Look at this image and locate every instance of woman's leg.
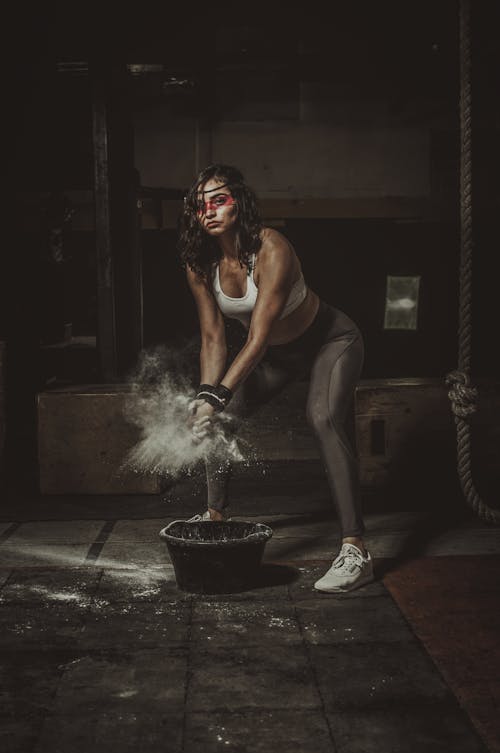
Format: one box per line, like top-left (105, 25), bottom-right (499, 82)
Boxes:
top-left (305, 333), bottom-right (365, 538)
top-left (205, 359), bottom-right (292, 513)
top-left (205, 457), bottom-right (233, 513)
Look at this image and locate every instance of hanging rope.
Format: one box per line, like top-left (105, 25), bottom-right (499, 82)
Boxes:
top-left (445, 0), bottom-right (500, 524)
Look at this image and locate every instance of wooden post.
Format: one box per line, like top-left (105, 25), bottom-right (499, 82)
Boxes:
top-left (0, 341), bottom-right (5, 482)
top-left (91, 63), bottom-right (117, 381)
top-left (91, 60), bottom-right (143, 380)
top-left (110, 105), bottom-right (143, 377)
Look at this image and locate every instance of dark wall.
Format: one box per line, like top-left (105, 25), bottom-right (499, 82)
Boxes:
top-left (287, 219), bottom-right (460, 379)
top-left (9, 0), bottom-right (499, 384)
top-left (141, 219), bottom-right (461, 379)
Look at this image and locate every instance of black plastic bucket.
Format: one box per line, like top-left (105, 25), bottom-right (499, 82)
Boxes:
top-left (159, 520), bottom-right (273, 594)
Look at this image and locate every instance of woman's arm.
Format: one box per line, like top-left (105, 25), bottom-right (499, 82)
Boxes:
top-left (219, 231), bottom-right (295, 393)
top-left (186, 266), bottom-right (227, 386)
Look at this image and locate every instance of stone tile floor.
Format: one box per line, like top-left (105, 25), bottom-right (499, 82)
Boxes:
top-left (1, 493), bottom-right (499, 752)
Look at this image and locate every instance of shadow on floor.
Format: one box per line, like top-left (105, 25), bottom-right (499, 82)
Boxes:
top-left (249, 562), bottom-right (301, 589)
top-left (375, 506), bottom-right (475, 579)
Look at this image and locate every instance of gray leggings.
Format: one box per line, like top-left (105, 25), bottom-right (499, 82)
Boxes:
top-left (205, 300), bottom-right (365, 538)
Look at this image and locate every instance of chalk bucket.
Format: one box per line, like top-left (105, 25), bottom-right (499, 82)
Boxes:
top-left (159, 520), bottom-right (273, 594)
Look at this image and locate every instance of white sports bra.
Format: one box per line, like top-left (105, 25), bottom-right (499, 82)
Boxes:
top-left (212, 253), bottom-right (308, 328)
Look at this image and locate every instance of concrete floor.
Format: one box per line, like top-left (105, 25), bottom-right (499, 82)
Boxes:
top-left (1, 462), bottom-right (499, 753)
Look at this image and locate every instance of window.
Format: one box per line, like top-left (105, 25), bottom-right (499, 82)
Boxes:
top-left (384, 275), bottom-right (420, 330)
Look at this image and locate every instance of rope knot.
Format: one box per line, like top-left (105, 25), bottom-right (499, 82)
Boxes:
top-left (445, 369), bottom-right (478, 418)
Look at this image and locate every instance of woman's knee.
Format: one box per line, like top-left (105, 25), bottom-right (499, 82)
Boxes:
top-left (306, 397), bottom-right (347, 433)
top-left (306, 403), bottom-right (332, 435)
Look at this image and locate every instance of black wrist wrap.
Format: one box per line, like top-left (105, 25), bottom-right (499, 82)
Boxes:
top-left (197, 384), bottom-right (214, 395)
top-left (196, 383), bottom-right (233, 412)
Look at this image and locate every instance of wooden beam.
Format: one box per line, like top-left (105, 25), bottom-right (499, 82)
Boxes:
top-left (160, 196), bottom-right (433, 228)
top-left (18, 192), bottom-right (444, 231)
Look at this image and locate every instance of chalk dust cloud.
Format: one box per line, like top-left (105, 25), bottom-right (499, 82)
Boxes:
top-left (122, 345), bottom-right (247, 481)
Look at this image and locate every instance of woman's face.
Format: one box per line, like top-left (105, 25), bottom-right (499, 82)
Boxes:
top-left (196, 178), bottom-right (238, 236)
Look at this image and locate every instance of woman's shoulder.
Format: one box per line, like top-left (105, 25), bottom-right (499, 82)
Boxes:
top-left (186, 262), bottom-right (216, 291)
top-left (258, 227), bottom-right (294, 258)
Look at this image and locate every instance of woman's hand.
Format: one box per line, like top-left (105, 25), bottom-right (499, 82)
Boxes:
top-left (187, 398), bottom-right (205, 423)
top-left (188, 399), bottom-right (216, 443)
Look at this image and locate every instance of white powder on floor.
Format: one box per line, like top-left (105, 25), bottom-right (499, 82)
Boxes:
top-left (2, 584), bottom-right (85, 604)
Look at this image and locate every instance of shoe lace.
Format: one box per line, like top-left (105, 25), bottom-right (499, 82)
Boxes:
top-left (332, 546), bottom-right (364, 573)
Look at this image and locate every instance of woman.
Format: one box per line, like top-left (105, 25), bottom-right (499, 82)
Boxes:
top-left (178, 164), bottom-right (373, 593)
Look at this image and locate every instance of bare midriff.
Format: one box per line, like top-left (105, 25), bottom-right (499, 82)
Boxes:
top-left (265, 287), bottom-right (320, 345)
top-left (252, 242), bottom-right (320, 346)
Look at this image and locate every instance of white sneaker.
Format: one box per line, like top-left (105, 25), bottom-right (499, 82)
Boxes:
top-left (185, 511), bottom-right (231, 522)
top-left (185, 511), bottom-right (210, 522)
top-left (314, 543), bottom-right (374, 593)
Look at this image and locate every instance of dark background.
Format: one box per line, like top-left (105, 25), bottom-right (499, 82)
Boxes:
top-left (2, 0), bottom-right (499, 476)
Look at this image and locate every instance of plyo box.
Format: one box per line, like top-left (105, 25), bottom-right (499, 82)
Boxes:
top-left (37, 378), bottom-right (499, 495)
top-left (355, 377), bottom-right (500, 494)
top-left (37, 384), bottom-right (160, 495)
top-left (355, 378), bottom-right (456, 491)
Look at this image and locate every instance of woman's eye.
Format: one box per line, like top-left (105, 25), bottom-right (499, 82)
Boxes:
top-left (215, 197), bottom-right (227, 205)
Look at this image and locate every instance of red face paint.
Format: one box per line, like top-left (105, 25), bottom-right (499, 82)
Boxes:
top-left (197, 194), bottom-right (236, 215)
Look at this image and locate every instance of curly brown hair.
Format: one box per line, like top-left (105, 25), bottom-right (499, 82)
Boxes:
top-left (178, 164), bottom-right (263, 279)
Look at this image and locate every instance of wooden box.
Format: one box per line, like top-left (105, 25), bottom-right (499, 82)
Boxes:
top-left (355, 378), bottom-right (457, 491)
top-left (37, 384), bottom-right (160, 495)
top-left (37, 378), bottom-right (498, 496)
top-left (355, 377), bottom-right (500, 497)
